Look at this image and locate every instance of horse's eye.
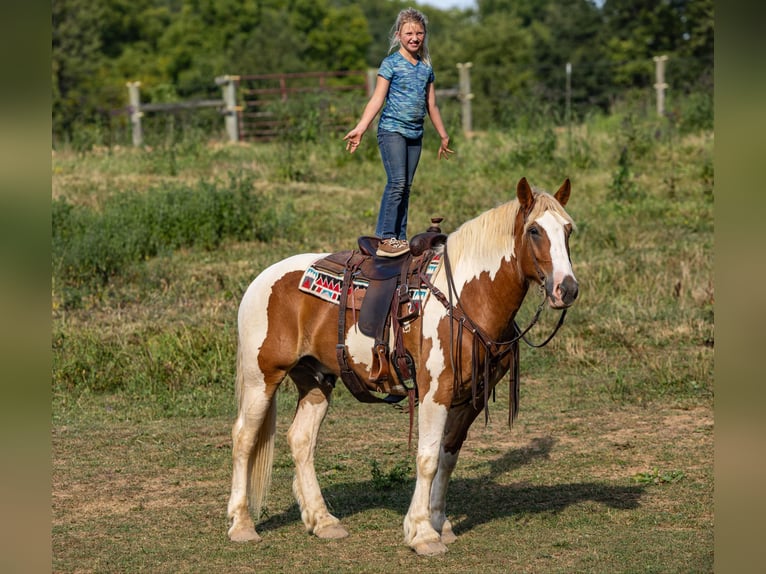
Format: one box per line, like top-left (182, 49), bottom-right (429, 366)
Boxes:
top-left (528, 226), bottom-right (539, 236)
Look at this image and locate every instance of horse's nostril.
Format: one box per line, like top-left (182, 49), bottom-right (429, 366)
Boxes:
top-left (561, 276), bottom-right (578, 304)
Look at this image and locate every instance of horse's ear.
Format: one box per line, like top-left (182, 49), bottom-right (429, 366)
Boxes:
top-left (517, 177), bottom-right (534, 209)
top-left (554, 178), bottom-right (571, 207)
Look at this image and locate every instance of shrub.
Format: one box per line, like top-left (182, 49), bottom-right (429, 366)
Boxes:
top-left (52, 171), bottom-right (295, 296)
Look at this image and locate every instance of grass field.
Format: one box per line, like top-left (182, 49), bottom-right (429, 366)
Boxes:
top-left (52, 115), bottom-right (713, 572)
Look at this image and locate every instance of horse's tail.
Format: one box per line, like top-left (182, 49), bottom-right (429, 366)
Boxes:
top-left (234, 340), bottom-right (277, 523)
top-left (234, 340), bottom-right (246, 411)
top-left (249, 392), bottom-right (276, 521)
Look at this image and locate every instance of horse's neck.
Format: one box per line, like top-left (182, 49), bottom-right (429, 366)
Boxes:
top-left (440, 249), bottom-right (528, 338)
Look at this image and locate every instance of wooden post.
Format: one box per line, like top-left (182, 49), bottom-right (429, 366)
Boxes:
top-left (653, 55), bottom-right (669, 116)
top-left (366, 68), bottom-right (377, 98)
top-left (456, 62), bottom-right (473, 136)
top-left (126, 81), bottom-right (143, 147)
top-left (216, 75), bottom-right (240, 142)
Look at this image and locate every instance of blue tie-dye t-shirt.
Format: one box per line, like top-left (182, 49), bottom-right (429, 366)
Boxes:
top-left (377, 52), bottom-right (435, 139)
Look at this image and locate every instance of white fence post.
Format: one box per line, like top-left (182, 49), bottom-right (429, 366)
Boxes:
top-left (456, 62), bottom-right (473, 136)
top-left (126, 81), bottom-right (143, 147)
top-left (216, 75), bottom-right (240, 142)
top-left (653, 55), bottom-right (669, 116)
top-left (366, 68), bottom-right (378, 98)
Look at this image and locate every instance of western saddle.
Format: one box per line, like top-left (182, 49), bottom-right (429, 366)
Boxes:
top-left (309, 218), bottom-right (447, 406)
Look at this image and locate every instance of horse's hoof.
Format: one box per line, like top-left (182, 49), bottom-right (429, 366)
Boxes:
top-left (414, 540), bottom-right (448, 556)
top-left (315, 523), bottom-right (349, 539)
top-left (441, 529), bottom-right (458, 544)
top-left (228, 525), bottom-right (262, 543)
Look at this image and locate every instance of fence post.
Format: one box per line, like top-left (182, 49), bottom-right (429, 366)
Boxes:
top-left (126, 81), bottom-right (143, 147)
top-left (653, 55), bottom-right (669, 116)
top-left (366, 68), bottom-right (378, 98)
top-left (456, 62), bottom-right (473, 136)
top-left (216, 75), bottom-right (240, 142)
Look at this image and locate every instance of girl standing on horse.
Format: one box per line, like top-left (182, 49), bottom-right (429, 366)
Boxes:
top-left (344, 8), bottom-right (454, 258)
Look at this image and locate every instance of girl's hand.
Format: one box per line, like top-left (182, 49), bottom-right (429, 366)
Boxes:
top-left (343, 129), bottom-right (363, 153)
top-left (438, 136), bottom-right (454, 160)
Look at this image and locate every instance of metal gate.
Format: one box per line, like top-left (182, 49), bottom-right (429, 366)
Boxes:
top-left (236, 70), bottom-right (372, 141)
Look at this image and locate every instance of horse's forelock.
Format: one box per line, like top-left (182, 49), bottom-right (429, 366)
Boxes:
top-left (524, 191), bottom-right (575, 232)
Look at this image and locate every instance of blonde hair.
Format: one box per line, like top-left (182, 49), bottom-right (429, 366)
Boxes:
top-left (388, 8), bottom-right (431, 66)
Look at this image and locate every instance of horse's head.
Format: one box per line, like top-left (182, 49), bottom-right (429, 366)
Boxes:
top-left (516, 177), bottom-right (578, 309)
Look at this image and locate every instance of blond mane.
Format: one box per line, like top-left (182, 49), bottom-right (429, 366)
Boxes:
top-left (447, 190), bottom-right (574, 263)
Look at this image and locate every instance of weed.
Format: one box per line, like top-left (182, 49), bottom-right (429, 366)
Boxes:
top-left (632, 468), bottom-right (686, 485)
top-left (369, 459), bottom-right (412, 489)
top-left (52, 170), bottom-right (296, 300)
top-left (609, 146), bottom-right (639, 201)
top-left (509, 125), bottom-right (558, 167)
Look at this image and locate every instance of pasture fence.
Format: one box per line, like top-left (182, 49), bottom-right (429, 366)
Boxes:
top-left (118, 56), bottom-right (680, 147)
top-left (122, 64), bottom-right (475, 146)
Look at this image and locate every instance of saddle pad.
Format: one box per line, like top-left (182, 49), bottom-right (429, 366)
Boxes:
top-left (298, 254), bottom-right (441, 306)
top-left (299, 265), bottom-right (368, 305)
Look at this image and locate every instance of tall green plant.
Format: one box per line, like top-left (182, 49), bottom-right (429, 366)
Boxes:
top-left (609, 146), bottom-right (639, 201)
top-left (52, 171), bottom-right (295, 301)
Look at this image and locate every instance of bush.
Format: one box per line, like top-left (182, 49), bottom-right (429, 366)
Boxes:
top-left (674, 91), bottom-right (713, 133)
top-left (52, 171), bottom-right (295, 296)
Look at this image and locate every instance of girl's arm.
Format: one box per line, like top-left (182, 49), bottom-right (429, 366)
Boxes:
top-left (343, 77), bottom-right (391, 153)
top-left (426, 82), bottom-right (454, 160)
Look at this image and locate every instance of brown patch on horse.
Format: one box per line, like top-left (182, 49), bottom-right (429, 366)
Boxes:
top-left (441, 401), bottom-right (483, 454)
top-left (260, 271), bottom-right (340, 383)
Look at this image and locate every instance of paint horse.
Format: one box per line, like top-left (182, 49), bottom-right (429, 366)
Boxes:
top-left (227, 177), bottom-right (578, 556)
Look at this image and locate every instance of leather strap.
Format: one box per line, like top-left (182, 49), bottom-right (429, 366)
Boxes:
top-left (336, 254), bottom-right (385, 403)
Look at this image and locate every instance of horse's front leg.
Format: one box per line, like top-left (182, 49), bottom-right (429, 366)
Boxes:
top-left (287, 383), bottom-right (349, 539)
top-left (429, 400), bottom-right (483, 545)
top-left (404, 393), bottom-right (450, 556)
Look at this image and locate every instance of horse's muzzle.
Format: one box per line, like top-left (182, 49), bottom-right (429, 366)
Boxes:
top-left (547, 275), bottom-right (579, 309)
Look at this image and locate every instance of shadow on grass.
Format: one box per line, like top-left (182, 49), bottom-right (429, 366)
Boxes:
top-left (257, 435), bottom-right (644, 535)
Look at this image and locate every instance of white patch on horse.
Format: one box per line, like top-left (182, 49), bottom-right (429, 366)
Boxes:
top-left (345, 328), bottom-right (375, 373)
top-left (536, 211), bottom-right (575, 284)
top-left (444, 241), bottom-right (512, 298)
top-left (421, 301), bottom-right (448, 385)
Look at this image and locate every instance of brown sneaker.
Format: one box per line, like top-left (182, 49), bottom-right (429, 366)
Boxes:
top-left (376, 238), bottom-right (410, 257)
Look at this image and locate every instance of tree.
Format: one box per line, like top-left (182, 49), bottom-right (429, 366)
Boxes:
top-left (305, 5), bottom-right (371, 71)
top-left (51, 0), bottom-right (713, 143)
top-left (601, 0), bottom-right (686, 90)
top-left (452, 11), bottom-right (536, 126)
top-left (671, 0), bottom-right (713, 90)
top-left (52, 0), bottom-right (107, 138)
top-left (518, 0), bottom-right (611, 114)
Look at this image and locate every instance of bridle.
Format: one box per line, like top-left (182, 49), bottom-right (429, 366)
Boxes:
top-left (440, 247), bottom-right (567, 352)
top-left (417, 222), bottom-right (569, 423)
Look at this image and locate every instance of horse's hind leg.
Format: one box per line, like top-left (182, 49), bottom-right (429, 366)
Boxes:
top-left (287, 364), bottom-right (348, 539)
top-left (227, 345), bottom-right (281, 543)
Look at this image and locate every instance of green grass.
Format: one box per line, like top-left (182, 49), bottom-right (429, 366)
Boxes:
top-left (52, 113), bottom-right (713, 572)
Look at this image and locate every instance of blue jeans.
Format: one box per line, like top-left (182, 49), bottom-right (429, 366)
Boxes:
top-left (375, 130), bottom-right (422, 240)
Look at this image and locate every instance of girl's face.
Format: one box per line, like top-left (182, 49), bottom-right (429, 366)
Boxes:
top-left (398, 22), bottom-right (425, 58)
